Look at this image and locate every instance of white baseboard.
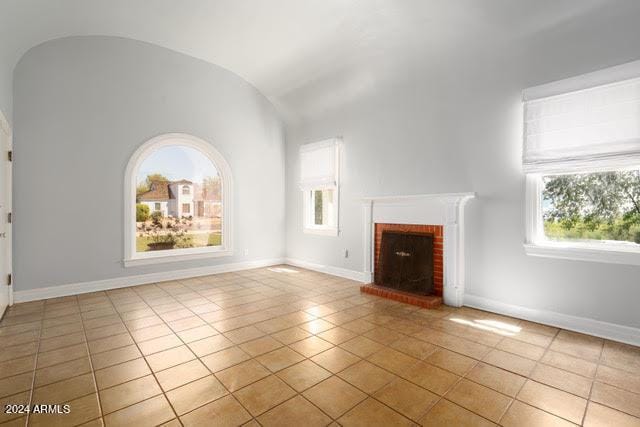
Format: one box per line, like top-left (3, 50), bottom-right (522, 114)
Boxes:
top-left (285, 258), bottom-right (368, 283)
top-left (464, 294), bottom-right (640, 347)
top-left (13, 258), bottom-right (285, 303)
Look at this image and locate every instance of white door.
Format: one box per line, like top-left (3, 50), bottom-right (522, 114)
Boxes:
top-left (0, 112), bottom-right (11, 317)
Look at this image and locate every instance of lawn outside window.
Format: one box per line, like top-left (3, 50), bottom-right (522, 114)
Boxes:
top-left (523, 61), bottom-right (640, 265)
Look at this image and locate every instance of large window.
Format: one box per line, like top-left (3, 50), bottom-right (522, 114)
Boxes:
top-left (124, 133), bottom-right (233, 266)
top-left (300, 139), bottom-right (340, 236)
top-left (523, 62), bottom-right (640, 265)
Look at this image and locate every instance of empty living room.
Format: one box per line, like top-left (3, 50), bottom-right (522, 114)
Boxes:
top-left (1, 1), bottom-right (640, 426)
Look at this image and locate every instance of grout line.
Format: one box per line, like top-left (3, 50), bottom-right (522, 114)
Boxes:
top-left (76, 294), bottom-right (105, 424)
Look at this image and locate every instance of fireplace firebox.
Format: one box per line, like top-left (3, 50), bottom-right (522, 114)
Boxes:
top-left (376, 230), bottom-right (434, 296)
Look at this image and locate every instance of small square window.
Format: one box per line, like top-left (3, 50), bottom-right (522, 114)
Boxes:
top-left (154, 203), bottom-right (161, 211)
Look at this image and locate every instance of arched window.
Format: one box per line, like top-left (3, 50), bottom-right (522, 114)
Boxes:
top-left (124, 133), bottom-right (233, 266)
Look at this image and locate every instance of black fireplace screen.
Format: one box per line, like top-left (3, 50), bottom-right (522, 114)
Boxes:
top-left (376, 230), bottom-right (434, 295)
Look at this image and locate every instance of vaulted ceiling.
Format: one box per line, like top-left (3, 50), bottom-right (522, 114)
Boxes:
top-left (2, 0), bottom-right (639, 122)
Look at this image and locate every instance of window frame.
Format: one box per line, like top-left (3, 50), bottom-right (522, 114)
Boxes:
top-left (524, 168), bottom-right (640, 266)
top-left (124, 133), bottom-right (233, 267)
top-left (300, 139), bottom-right (341, 237)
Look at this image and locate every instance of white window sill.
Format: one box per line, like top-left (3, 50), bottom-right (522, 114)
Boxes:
top-left (124, 248), bottom-right (233, 267)
top-left (524, 242), bottom-right (640, 266)
top-left (303, 227), bottom-right (339, 237)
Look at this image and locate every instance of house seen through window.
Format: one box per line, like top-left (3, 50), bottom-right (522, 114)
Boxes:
top-left (136, 145), bottom-right (222, 252)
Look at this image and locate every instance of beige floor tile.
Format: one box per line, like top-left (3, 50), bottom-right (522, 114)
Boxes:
top-left (145, 345), bottom-right (196, 372)
top-left (289, 336), bottom-right (334, 357)
top-left (223, 325), bottom-right (265, 344)
top-left (338, 360), bottom-right (398, 394)
top-left (0, 391), bottom-right (30, 424)
top-left (496, 337), bottom-right (546, 360)
top-left (401, 361), bottom-right (460, 395)
top-left (201, 346), bottom-right (251, 372)
top-left (188, 334), bottom-right (235, 357)
top-left (374, 377), bottom-right (438, 421)
top-left (130, 324), bottom-right (173, 342)
top-left (590, 381), bottom-right (640, 418)
top-left (0, 372), bottom-right (33, 399)
top-left (95, 358), bottom-right (151, 389)
top-left (596, 364), bottom-right (640, 394)
top-left (35, 357), bottom-right (91, 387)
top-left (215, 359), bottom-right (271, 392)
top-left (541, 350), bottom-right (598, 378)
top-left (510, 330), bottom-right (553, 348)
top-left (167, 375), bottom-right (228, 415)
top-left (601, 341), bottom-right (640, 373)
top-left (311, 346), bottom-right (361, 373)
top-left (38, 331), bottom-right (86, 352)
top-left (0, 355), bottom-right (36, 379)
top-left (32, 372), bottom-right (96, 404)
top-left (583, 402), bottom-right (640, 427)
top-left (156, 359), bottom-right (210, 391)
top-left (91, 344), bottom-right (141, 370)
top-left (255, 346), bottom-right (305, 372)
top-left (362, 326), bottom-right (405, 346)
top-left (445, 379), bottom-right (512, 422)
top-left (339, 397), bottom-right (413, 426)
top-left (38, 343), bottom-right (88, 368)
top-left (501, 400), bottom-right (576, 427)
top-left (339, 336), bottom-right (384, 358)
top-left (530, 363), bottom-right (593, 398)
top-left (84, 323), bottom-right (128, 341)
top-left (103, 394), bottom-right (175, 427)
top-left (277, 360), bottom-right (332, 392)
top-left (180, 395), bottom-right (252, 427)
top-left (0, 342), bottom-right (38, 363)
top-left (303, 376), bottom-right (367, 418)
top-left (271, 327), bottom-right (313, 345)
top-left (300, 318), bottom-right (336, 334)
top-left (257, 395), bottom-right (332, 427)
top-left (517, 380), bottom-right (587, 424)
top-left (465, 362), bottom-right (526, 397)
top-left (390, 336), bottom-right (437, 359)
top-left (239, 336), bottom-right (283, 357)
top-left (177, 325), bottom-right (218, 343)
top-left (233, 375), bottom-right (296, 416)
top-left (420, 399), bottom-right (496, 427)
top-left (29, 392), bottom-right (101, 427)
top-left (317, 326), bottom-right (358, 345)
top-left (100, 374), bottom-right (162, 414)
top-left (482, 349), bottom-right (536, 376)
top-left (342, 319), bottom-right (377, 334)
top-left (138, 334), bottom-right (183, 356)
top-left (425, 348), bottom-right (477, 376)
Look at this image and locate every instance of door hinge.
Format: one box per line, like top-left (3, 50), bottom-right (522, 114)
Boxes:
top-left (7, 151), bottom-right (12, 162)
top-left (7, 274), bottom-right (11, 286)
top-left (7, 212), bottom-right (11, 224)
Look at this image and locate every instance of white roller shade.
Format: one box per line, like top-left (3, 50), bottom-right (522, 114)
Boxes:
top-left (299, 138), bottom-right (340, 190)
top-left (523, 71), bottom-right (640, 173)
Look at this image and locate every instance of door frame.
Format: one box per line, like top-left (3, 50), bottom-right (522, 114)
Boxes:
top-left (0, 109), bottom-right (12, 308)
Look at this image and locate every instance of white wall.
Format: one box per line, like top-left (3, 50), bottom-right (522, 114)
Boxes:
top-left (285, 16), bottom-right (640, 329)
top-left (13, 36), bottom-right (285, 291)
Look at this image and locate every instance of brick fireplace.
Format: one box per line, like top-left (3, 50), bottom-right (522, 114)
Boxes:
top-left (360, 193), bottom-right (475, 307)
top-left (375, 223), bottom-right (443, 296)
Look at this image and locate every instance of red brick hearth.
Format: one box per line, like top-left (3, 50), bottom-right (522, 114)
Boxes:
top-left (360, 283), bottom-right (442, 308)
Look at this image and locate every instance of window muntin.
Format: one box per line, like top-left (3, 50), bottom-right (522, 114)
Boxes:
top-left (541, 168), bottom-right (640, 246)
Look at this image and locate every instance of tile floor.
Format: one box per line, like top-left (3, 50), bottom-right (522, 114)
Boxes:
top-left (1, 266), bottom-right (639, 426)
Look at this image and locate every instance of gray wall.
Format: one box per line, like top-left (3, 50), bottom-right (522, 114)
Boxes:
top-left (285, 16), bottom-right (640, 329)
top-left (13, 36), bottom-right (285, 291)
top-left (0, 60), bottom-right (11, 125)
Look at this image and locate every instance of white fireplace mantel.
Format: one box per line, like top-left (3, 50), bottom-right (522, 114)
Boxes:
top-left (362, 192), bottom-right (475, 307)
